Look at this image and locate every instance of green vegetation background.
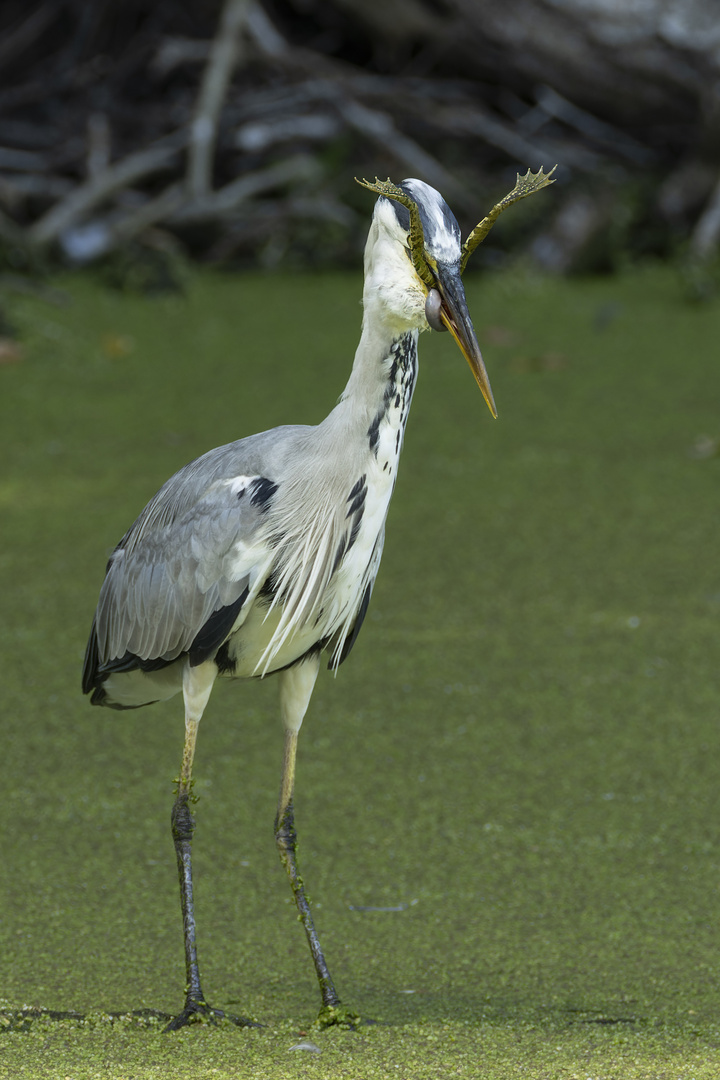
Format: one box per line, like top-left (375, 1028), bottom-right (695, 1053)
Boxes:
top-left (0, 263), bottom-right (719, 1078)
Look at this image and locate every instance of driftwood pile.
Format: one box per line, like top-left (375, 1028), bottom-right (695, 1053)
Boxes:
top-left (1, 0), bottom-right (719, 278)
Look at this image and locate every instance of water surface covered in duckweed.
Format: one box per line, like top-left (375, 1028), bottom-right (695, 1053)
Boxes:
top-left (1, 264), bottom-right (719, 1077)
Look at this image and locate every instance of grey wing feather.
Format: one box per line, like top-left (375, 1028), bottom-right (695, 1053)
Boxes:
top-left (96, 492), bottom-right (249, 664)
top-left (118, 426), bottom-right (307, 553)
top-left (93, 428), bottom-right (308, 666)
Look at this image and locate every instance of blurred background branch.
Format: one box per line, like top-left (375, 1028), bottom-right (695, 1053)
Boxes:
top-left (0, 0), bottom-right (719, 278)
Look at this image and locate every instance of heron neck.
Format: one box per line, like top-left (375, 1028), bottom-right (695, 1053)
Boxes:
top-left (335, 319), bottom-right (420, 447)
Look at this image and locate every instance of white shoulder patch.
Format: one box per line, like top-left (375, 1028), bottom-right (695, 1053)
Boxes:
top-left (225, 475), bottom-right (260, 497)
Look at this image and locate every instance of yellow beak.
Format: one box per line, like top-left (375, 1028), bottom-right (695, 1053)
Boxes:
top-left (436, 267), bottom-right (497, 419)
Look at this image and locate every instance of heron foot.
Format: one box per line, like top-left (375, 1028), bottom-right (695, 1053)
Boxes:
top-left (163, 999), bottom-right (261, 1032)
top-left (315, 1003), bottom-right (361, 1029)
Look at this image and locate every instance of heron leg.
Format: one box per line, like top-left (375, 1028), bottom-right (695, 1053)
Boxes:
top-left (166, 660), bottom-right (256, 1032)
top-left (275, 658), bottom-right (357, 1027)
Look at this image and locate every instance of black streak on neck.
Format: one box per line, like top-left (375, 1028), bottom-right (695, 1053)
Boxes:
top-left (367, 333), bottom-right (418, 457)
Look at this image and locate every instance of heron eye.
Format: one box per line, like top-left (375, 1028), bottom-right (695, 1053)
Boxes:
top-left (425, 288), bottom-right (447, 332)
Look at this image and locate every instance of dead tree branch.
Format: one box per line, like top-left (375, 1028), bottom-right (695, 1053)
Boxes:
top-left (187, 0), bottom-right (252, 199)
top-left (28, 136), bottom-right (186, 247)
top-left (0, 0), bottom-right (716, 273)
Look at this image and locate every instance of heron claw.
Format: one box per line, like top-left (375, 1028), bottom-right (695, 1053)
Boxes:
top-left (163, 1000), bottom-right (261, 1032)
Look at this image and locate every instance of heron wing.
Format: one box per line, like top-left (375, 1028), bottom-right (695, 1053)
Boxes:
top-left (93, 469), bottom-right (278, 669)
top-left (88, 426), bottom-right (320, 674)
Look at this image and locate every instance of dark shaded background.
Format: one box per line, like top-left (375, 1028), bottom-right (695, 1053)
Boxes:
top-left (1, 0), bottom-right (719, 278)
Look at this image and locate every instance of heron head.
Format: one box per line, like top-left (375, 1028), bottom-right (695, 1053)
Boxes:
top-left (356, 169), bottom-right (556, 420)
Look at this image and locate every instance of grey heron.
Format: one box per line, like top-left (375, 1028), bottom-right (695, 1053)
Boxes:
top-left (82, 169), bottom-right (555, 1030)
